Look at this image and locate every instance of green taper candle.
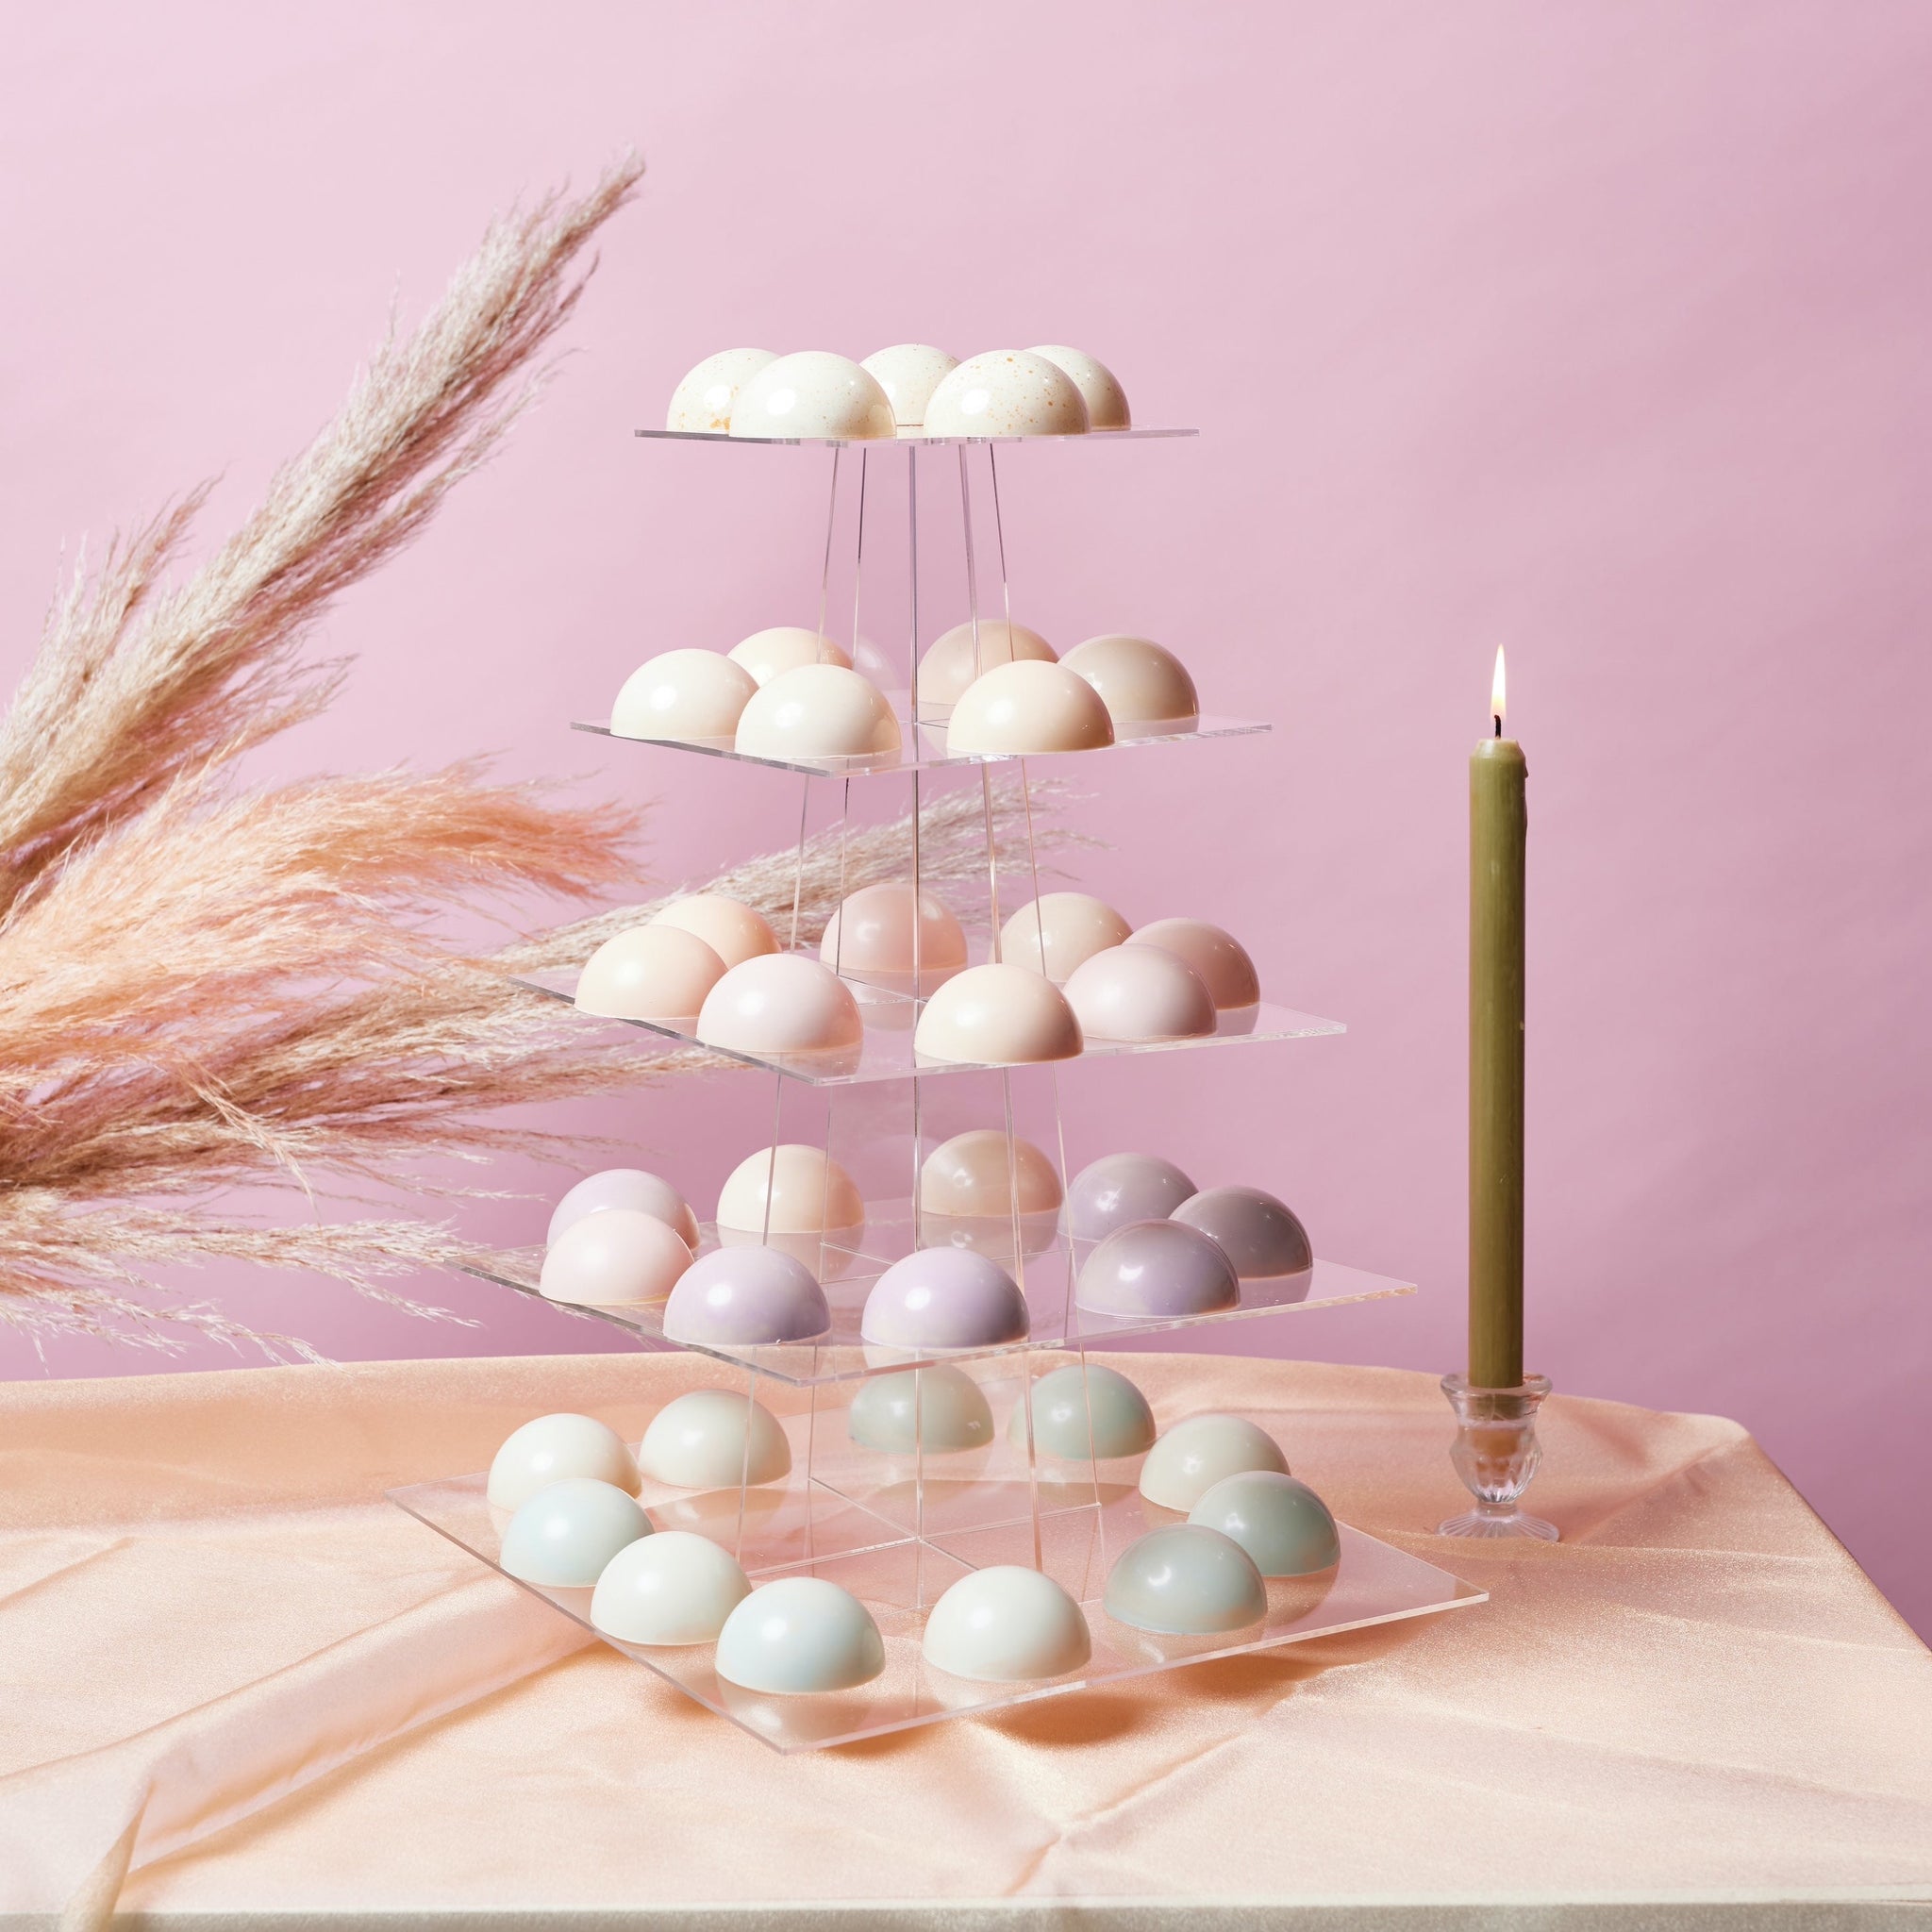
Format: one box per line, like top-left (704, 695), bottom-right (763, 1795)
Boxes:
top-left (1470, 647), bottom-right (1526, 1390)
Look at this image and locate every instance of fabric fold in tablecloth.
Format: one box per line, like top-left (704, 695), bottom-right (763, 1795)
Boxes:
top-left (0, 1568), bottom-right (587, 1919)
top-left (2, 1351), bottom-right (1928, 1925)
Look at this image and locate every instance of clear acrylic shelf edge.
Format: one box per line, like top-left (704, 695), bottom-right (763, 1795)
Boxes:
top-left (466, 1236), bottom-right (1414, 1387)
top-left (573, 711), bottom-right (1270, 780)
top-left (637, 426), bottom-right (1200, 449)
top-left (512, 970), bottom-right (1345, 1088)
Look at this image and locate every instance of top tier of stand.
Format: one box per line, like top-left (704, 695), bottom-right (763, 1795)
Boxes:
top-left (575, 707), bottom-right (1268, 780)
top-left (637, 427), bottom-right (1198, 450)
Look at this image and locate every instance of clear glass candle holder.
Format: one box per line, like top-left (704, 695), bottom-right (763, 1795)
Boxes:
top-left (1439, 1374), bottom-right (1558, 1541)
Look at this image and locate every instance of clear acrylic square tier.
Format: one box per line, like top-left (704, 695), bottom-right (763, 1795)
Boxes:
top-left (392, 1374), bottom-right (1484, 1753)
top-left (396, 417), bottom-right (1480, 1748)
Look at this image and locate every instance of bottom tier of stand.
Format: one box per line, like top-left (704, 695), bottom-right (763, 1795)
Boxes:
top-left (391, 1453), bottom-right (1483, 1753)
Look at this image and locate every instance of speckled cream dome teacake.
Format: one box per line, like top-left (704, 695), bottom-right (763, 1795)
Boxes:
top-left (922, 351), bottom-right (1091, 439)
top-left (1026, 346), bottom-right (1131, 430)
top-left (859, 343), bottom-right (958, 429)
top-left (729, 352), bottom-right (896, 440)
top-left (666, 348), bottom-right (777, 434)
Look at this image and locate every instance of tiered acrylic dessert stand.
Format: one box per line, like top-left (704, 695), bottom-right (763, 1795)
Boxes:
top-left (391, 422), bottom-right (1484, 1752)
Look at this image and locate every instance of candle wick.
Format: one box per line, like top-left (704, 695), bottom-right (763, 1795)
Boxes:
top-left (1492, 714), bottom-right (1502, 738)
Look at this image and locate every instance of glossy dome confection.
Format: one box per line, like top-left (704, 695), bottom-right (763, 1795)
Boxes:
top-left (945, 659), bottom-right (1115, 758)
top-left (922, 1566), bottom-right (1091, 1683)
top-left (575, 924), bottom-right (726, 1025)
top-left (998, 892), bottom-right (1133, 984)
top-left (917, 1129), bottom-right (1062, 1219)
top-left (546, 1169), bottom-right (699, 1251)
top-left (1025, 345), bottom-right (1131, 430)
top-left (728, 351), bottom-right (896, 440)
top-left (666, 347), bottom-right (777, 434)
top-left (647, 894), bottom-right (778, 970)
top-left (913, 962), bottom-right (1083, 1067)
top-left (1010, 1361), bottom-right (1158, 1460)
top-left (820, 882), bottom-right (967, 993)
top-left (661, 1245), bottom-right (832, 1346)
top-left (591, 1531), bottom-right (751, 1645)
top-left (735, 663), bottom-right (901, 762)
top-left (498, 1477), bottom-right (652, 1588)
top-left (922, 350), bottom-right (1091, 438)
top-left (695, 955), bottom-right (864, 1058)
top-left (1063, 944), bottom-right (1216, 1042)
top-left (916, 619), bottom-right (1056, 708)
top-left (1138, 1413), bottom-right (1290, 1511)
top-left (714, 1576), bottom-right (886, 1694)
top-left (727, 626), bottom-right (852, 689)
top-left (1172, 1186), bottom-right (1312, 1280)
top-left (848, 1364), bottom-right (995, 1455)
top-left (1059, 634), bottom-right (1197, 726)
top-left (610, 648), bottom-right (758, 742)
top-left (859, 1248), bottom-right (1029, 1351)
top-left (1127, 918), bottom-right (1260, 1009)
top-left (1189, 1470), bottom-right (1340, 1577)
top-left (1074, 1218), bottom-right (1240, 1319)
top-left (488, 1413), bottom-right (640, 1510)
top-left (540, 1208), bottom-right (692, 1307)
top-left (859, 343), bottom-right (958, 429)
top-left (715, 1144), bottom-right (863, 1234)
top-left (1104, 1524), bottom-right (1267, 1636)
top-left (638, 1388), bottom-right (792, 1488)
top-left (1062, 1152), bottom-right (1199, 1241)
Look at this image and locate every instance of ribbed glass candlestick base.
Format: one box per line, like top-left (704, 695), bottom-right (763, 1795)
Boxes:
top-left (1439, 1373), bottom-right (1559, 1541)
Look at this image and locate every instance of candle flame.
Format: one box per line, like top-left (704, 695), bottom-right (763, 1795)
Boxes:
top-left (1491, 646), bottom-right (1507, 729)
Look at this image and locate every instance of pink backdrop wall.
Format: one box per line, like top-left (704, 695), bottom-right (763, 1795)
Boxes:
top-left (4, 4), bottom-right (1927, 1635)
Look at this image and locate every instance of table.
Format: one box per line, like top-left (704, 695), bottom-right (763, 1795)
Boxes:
top-left (3, 1351), bottom-right (1928, 1928)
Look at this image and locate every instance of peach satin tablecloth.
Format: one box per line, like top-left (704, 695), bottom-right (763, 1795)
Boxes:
top-left (2, 1353), bottom-right (1928, 1930)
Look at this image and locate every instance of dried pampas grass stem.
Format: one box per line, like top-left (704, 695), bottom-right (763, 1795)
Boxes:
top-left (0, 157), bottom-right (1079, 1358)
